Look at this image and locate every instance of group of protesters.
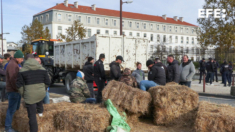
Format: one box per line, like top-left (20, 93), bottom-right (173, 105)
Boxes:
top-left (70, 54), bottom-right (196, 106)
top-left (199, 58), bottom-right (233, 87)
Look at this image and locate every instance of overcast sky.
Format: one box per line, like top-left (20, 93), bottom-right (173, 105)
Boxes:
top-left (4, 0), bottom-right (205, 43)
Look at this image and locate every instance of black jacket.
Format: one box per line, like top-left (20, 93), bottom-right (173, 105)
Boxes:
top-left (83, 62), bottom-right (94, 83)
top-left (94, 59), bottom-right (106, 81)
top-left (199, 60), bottom-right (206, 71)
top-left (109, 61), bottom-right (121, 81)
top-left (154, 62), bottom-right (167, 76)
top-left (220, 63), bottom-right (233, 73)
top-left (166, 60), bottom-right (180, 83)
top-left (214, 62), bottom-right (219, 69)
top-left (0, 63), bottom-right (6, 82)
top-left (149, 65), bottom-right (166, 85)
top-left (206, 61), bottom-right (215, 72)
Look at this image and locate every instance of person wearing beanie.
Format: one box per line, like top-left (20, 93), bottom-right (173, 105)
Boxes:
top-left (94, 54), bottom-right (106, 103)
top-left (83, 57), bottom-right (95, 98)
top-left (69, 71), bottom-right (96, 104)
top-left (5, 50), bottom-right (24, 132)
top-left (139, 60), bottom-right (166, 91)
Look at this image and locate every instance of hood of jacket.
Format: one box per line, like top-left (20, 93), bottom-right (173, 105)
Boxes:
top-left (155, 62), bottom-right (164, 67)
top-left (168, 60), bottom-right (179, 65)
top-left (22, 58), bottom-right (43, 71)
top-left (109, 61), bottom-right (119, 68)
top-left (85, 61), bottom-right (92, 66)
top-left (182, 60), bottom-right (192, 67)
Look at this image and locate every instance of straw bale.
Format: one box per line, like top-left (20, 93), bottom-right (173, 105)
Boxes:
top-left (102, 80), bottom-right (152, 115)
top-left (194, 101), bottom-right (235, 132)
top-left (165, 82), bottom-right (180, 86)
top-left (148, 85), bottom-right (199, 126)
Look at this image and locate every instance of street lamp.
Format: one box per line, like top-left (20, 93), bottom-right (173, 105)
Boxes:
top-left (120, 0), bottom-right (133, 35)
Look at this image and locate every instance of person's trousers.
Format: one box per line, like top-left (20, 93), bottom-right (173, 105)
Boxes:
top-left (221, 72), bottom-right (224, 83)
top-left (25, 100), bottom-right (44, 132)
top-left (87, 82), bottom-right (95, 98)
top-left (223, 72), bottom-right (231, 86)
top-left (206, 72), bottom-right (214, 84)
top-left (43, 91), bottom-right (50, 104)
top-left (0, 81), bottom-right (6, 102)
top-left (5, 92), bottom-right (21, 130)
top-left (179, 81), bottom-right (192, 88)
top-left (139, 80), bottom-right (158, 91)
top-left (94, 77), bottom-right (105, 103)
top-left (82, 98), bottom-right (96, 104)
top-left (199, 70), bottom-right (206, 83)
top-left (214, 70), bottom-right (218, 82)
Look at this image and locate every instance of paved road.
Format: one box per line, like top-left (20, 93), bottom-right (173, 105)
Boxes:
top-left (50, 83), bottom-right (235, 106)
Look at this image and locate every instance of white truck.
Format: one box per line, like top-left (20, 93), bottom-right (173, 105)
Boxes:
top-left (54, 34), bottom-right (151, 92)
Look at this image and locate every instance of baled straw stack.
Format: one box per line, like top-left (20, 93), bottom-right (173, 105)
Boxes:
top-left (102, 80), bottom-right (152, 115)
top-left (54, 104), bottom-right (111, 132)
top-left (0, 102), bottom-right (8, 127)
top-left (148, 84), bottom-right (199, 126)
top-left (194, 101), bottom-right (235, 132)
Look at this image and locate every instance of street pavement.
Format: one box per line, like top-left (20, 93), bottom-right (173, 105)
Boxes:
top-left (49, 82), bottom-right (235, 106)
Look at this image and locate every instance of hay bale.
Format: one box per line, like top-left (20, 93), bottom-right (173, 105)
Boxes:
top-left (194, 101), bottom-right (235, 132)
top-left (102, 80), bottom-right (152, 114)
top-left (165, 82), bottom-right (180, 86)
top-left (54, 104), bottom-right (111, 132)
top-left (148, 85), bottom-right (199, 126)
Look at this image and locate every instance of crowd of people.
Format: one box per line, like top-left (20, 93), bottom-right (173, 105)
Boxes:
top-left (199, 58), bottom-right (233, 87)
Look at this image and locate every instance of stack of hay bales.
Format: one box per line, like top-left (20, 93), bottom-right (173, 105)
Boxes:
top-left (194, 101), bottom-right (235, 132)
top-left (102, 80), bottom-right (152, 115)
top-left (0, 102), bottom-right (8, 126)
top-left (148, 83), bottom-right (199, 126)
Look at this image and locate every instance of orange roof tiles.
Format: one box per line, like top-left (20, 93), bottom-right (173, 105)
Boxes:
top-left (34, 3), bottom-right (197, 27)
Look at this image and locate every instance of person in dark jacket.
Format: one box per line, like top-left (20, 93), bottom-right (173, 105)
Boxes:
top-left (220, 60), bottom-right (226, 84)
top-left (0, 55), bottom-right (6, 102)
top-left (213, 59), bottom-right (219, 82)
top-left (220, 61), bottom-right (230, 87)
top-left (110, 56), bottom-right (124, 81)
top-left (154, 58), bottom-right (167, 76)
top-left (205, 58), bottom-right (215, 85)
top-left (140, 60), bottom-right (166, 91)
top-left (228, 62), bottom-right (233, 86)
top-left (94, 54), bottom-right (106, 103)
top-left (199, 58), bottom-right (206, 84)
top-left (83, 57), bottom-right (95, 98)
top-left (16, 57), bottom-right (50, 132)
top-left (5, 50), bottom-right (24, 132)
top-left (166, 55), bottom-right (180, 83)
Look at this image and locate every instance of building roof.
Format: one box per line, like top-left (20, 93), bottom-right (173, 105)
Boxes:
top-left (34, 3), bottom-right (197, 27)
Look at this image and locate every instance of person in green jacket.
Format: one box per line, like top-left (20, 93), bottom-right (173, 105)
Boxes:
top-left (16, 55), bottom-right (50, 132)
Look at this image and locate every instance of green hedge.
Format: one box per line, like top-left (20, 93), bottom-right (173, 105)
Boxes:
top-left (193, 62), bottom-right (200, 69)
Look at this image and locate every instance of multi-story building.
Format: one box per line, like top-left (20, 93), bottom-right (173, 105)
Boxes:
top-left (33, 0), bottom-right (204, 61)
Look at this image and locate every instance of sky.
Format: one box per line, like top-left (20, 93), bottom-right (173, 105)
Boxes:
top-left (3, 0), bottom-right (205, 43)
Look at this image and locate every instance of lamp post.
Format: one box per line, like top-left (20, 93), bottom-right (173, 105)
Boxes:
top-left (120, 0), bottom-right (133, 35)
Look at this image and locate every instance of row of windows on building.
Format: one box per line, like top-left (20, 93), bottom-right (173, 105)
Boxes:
top-left (150, 46), bottom-right (201, 54)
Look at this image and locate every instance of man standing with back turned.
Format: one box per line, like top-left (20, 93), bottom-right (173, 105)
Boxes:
top-left (94, 54), bottom-right (106, 103)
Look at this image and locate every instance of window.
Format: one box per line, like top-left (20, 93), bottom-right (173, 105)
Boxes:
top-left (175, 36), bottom-right (178, 43)
top-left (35, 17), bottom-right (38, 20)
top-left (137, 33), bottom-right (140, 37)
top-left (181, 47), bottom-right (184, 53)
top-left (46, 14), bottom-right (49, 22)
top-left (181, 27), bottom-right (183, 33)
top-left (157, 25), bottom-right (159, 30)
top-left (163, 25), bottom-right (166, 31)
top-left (151, 34), bottom-right (153, 41)
top-left (192, 37), bottom-right (194, 44)
top-left (144, 33), bottom-right (147, 37)
top-left (68, 15), bottom-right (72, 21)
top-left (150, 45), bottom-right (154, 53)
top-left (192, 48), bottom-right (194, 53)
top-left (196, 48), bottom-right (200, 54)
top-left (192, 29), bottom-right (194, 34)
top-left (40, 16), bottom-right (43, 22)
top-left (186, 28), bottom-right (188, 33)
top-left (97, 18), bottom-right (100, 24)
top-left (169, 36), bottom-right (172, 43)
top-left (122, 21), bottom-right (124, 27)
top-left (169, 46), bottom-right (172, 53)
top-left (122, 32), bottom-right (125, 35)
top-left (97, 29), bottom-right (100, 34)
top-left (129, 32), bottom-right (133, 36)
top-left (151, 24), bottom-right (153, 30)
top-left (157, 35), bottom-right (160, 42)
top-left (78, 16), bottom-right (81, 22)
top-left (58, 26), bottom-right (62, 35)
top-left (137, 23), bottom-right (139, 28)
top-left (105, 19), bottom-right (109, 25)
top-left (186, 37), bottom-right (189, 44)
top-left (143, 23), bottom-right (146, 29)
top-left (163, 35), bottom-right (166, 42)
top-left (87, 29), bottom-right (92, 37)
top-left (105, 30), bottom-right (109, 35)
top-left (114, 20), bottom-right (117, 26)
top-left (114, 31), bottom-right (117, 35)
top-left (175, 27), bottom-right (177, 32)
top-left (181, 37), bottom-right (184, 43)
top-left (129, 22), bottom-right (132, 28)
top-left (162, 46), bottom-right (166, 52)
top-left (186, 47), bottom-right (189, 53)
top-left (169, 26), bottom-right (172, 32)
top-left (87, 17), bottom-right (91, 23)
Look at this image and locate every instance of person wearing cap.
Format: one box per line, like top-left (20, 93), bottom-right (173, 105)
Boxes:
top-left (94, 54), bottom-right (106, 103)
top-left (69, 71), bottom-right (96, 104)
top-left (110, 55), bottom-right (124, 81)
top-left (119, 68), bottom-right (138, 88)
top-left (5, 50), bottom-right (24, 132)
top-left (0, 54), bottom-right (6, 102)
top-left (205, 58), bottom-right (215, 85)
top-left (139, 60), bottom-right (166, 91)
top-left (16, 54), bottom-right (50, 132)
top-left (83, 57), bottom-right (95, 98)
top-left (199, 58), bottom-right (206, 84)
top-left (213, 59), bottom-right (219, 82)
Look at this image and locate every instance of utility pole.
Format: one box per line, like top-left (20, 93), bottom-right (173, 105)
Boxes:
top-left (1, 0), bottom-right (3, 55)
top-left (120, 0), bottom-right (122, 35)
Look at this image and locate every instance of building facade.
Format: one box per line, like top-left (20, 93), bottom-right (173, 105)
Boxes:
top-left (33, 0), bottom-right (206, 61)
top-left (0, 38), bottom-right (8, 55)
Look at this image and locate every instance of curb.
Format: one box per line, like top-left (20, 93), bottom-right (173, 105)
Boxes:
top-left (199, 93), bottom-right (235, 99)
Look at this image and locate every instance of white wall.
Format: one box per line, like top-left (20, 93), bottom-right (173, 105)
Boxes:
top-left (0, 39), bottom-right (8, 55)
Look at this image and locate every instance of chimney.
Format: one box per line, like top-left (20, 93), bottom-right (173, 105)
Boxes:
top-left (174, 16), bottom-right (178, 21)
top-left (162, 14), bottom-right (167, 20)
top-left (64, 0), bottom-right (68, 7)
top-left (91, 4), bottom-right (96, 11)
top-left (179, 17), bottom-right (184, 22)
top-left (56, 3), bottom-right (59, 5)
top-left (74, 1), bottom-right (78, 8)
